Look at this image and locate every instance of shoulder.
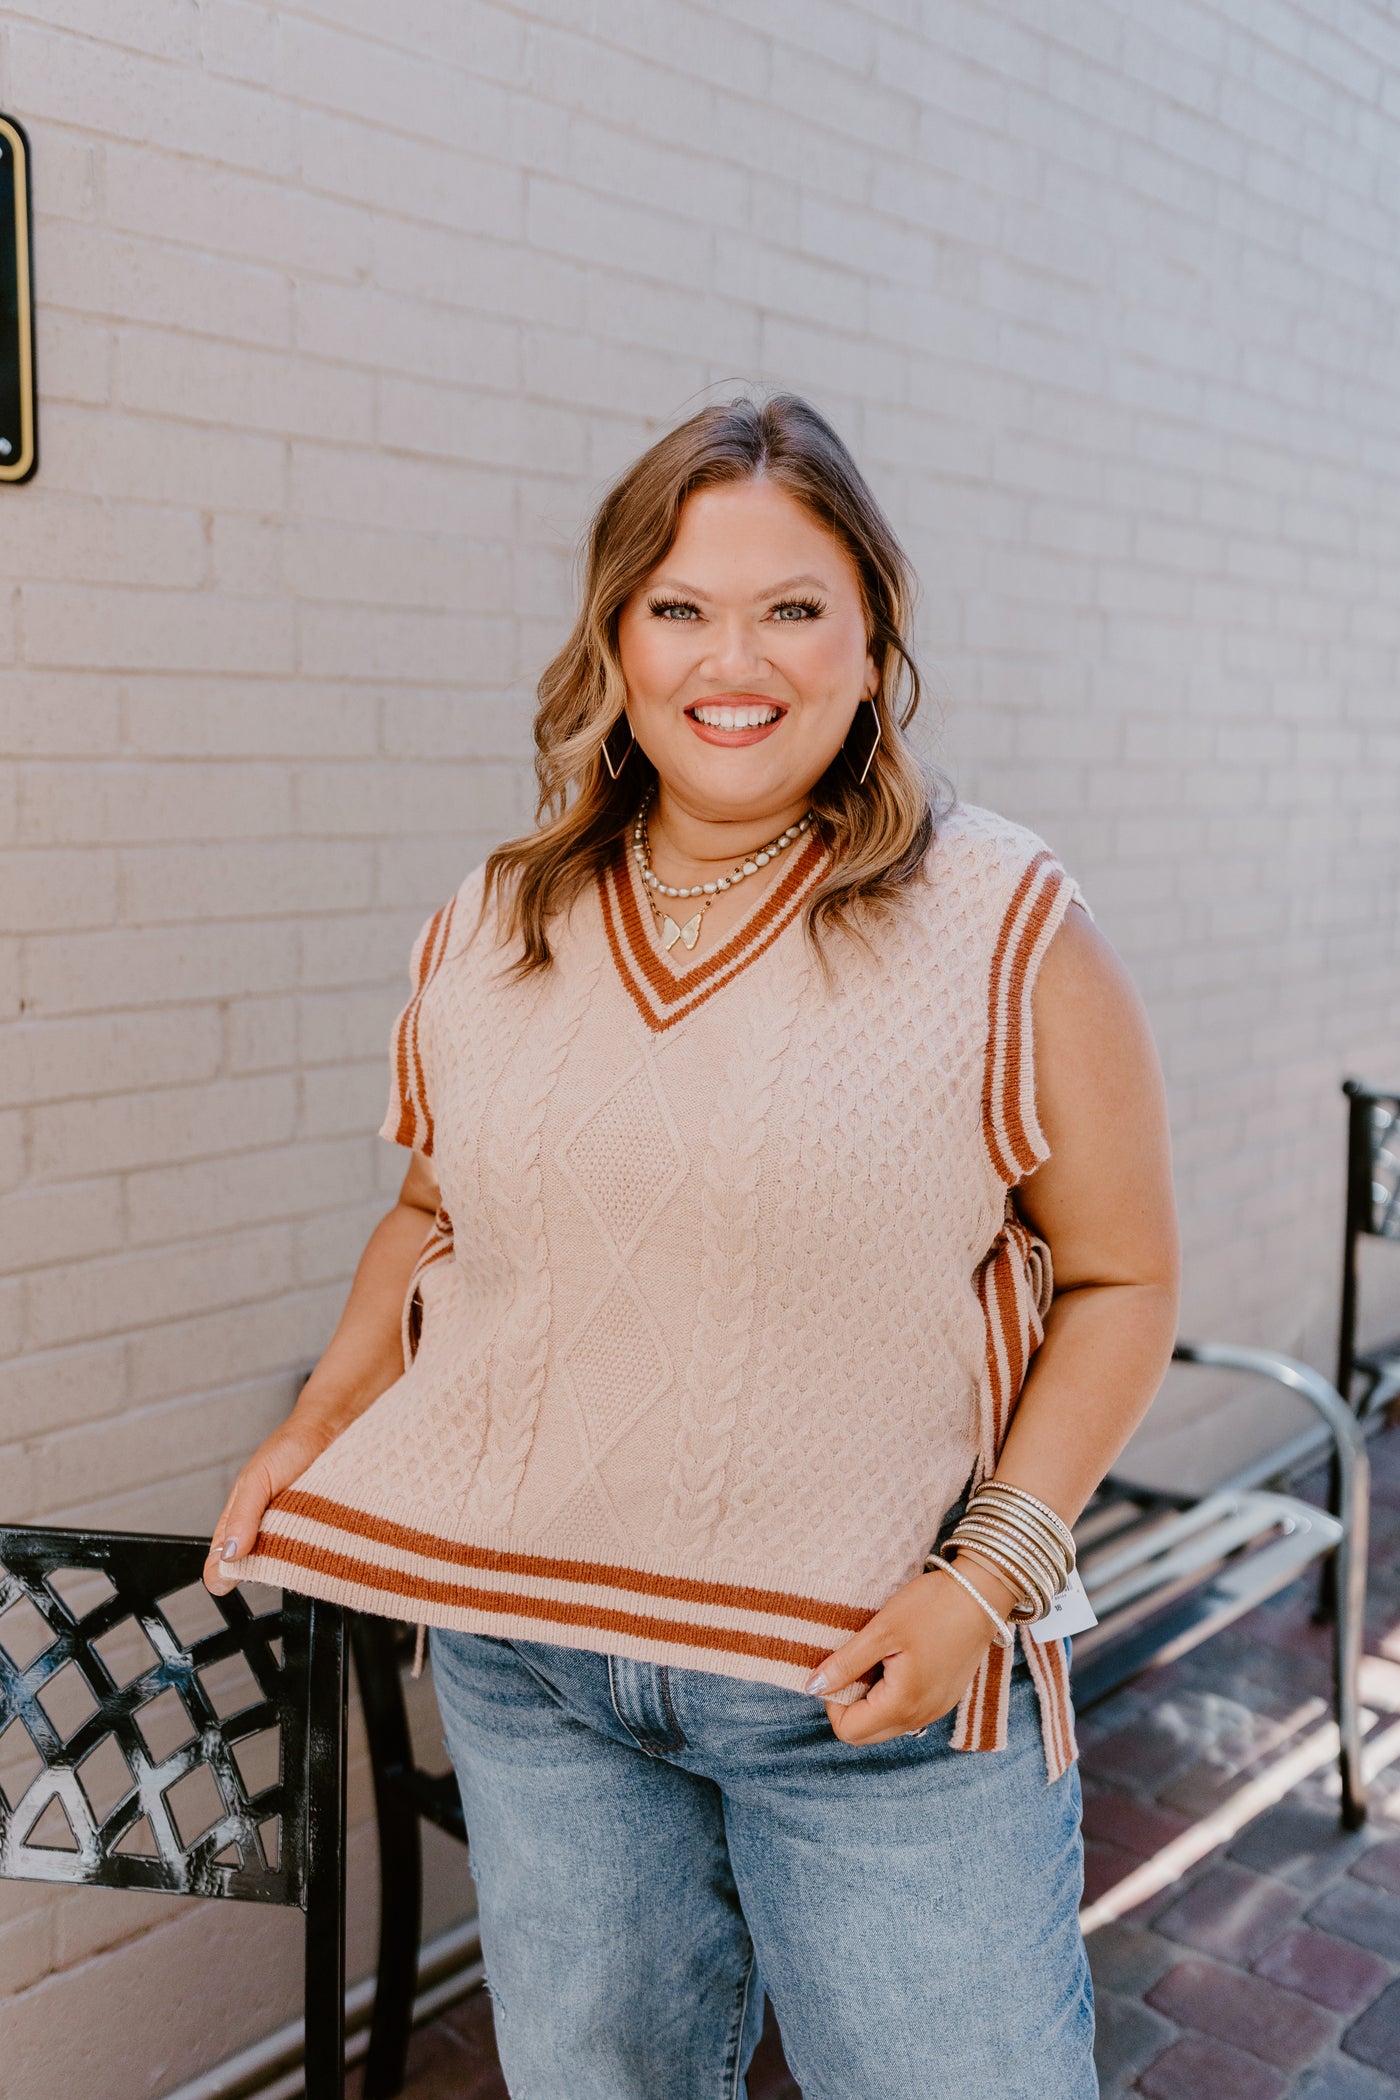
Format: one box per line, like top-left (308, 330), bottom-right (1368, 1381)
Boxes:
top-left (937, 807), bottom-right (1094, 1183)
top-left (921, 801), bottom-right (1087, 936)
top-left (926, 799), bottom-right (1065, 883)
top-left (403, 862), bottom-right (492, 981)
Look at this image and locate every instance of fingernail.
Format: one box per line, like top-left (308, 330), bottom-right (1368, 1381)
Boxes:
top-left (803, 1672), bottom-right (828, 1696)
top-left (221, 1538), bottom-right (239, 1561)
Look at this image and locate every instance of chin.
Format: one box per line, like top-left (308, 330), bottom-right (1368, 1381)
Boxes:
top-left (680, 761), bottom-right (797, 810)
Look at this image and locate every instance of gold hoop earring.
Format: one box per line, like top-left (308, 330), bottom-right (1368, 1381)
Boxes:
top-left (601, 713), bottom-right (635, 781)
top-left (841, 697), bottom-right (881, 787)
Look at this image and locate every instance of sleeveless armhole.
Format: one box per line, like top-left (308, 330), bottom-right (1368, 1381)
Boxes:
top-left (378, 892), bottom-right (459, 1158)
top-left (953, 831), bottom-right (1089, 1782)
top-left (981, 851), bottom-right (1089, 1187)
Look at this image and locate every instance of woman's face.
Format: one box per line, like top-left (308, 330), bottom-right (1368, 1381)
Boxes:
top-left (615, 479), bottom-right (877, 822)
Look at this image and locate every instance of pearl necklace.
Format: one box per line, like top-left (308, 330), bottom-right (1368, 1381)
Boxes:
top-left (631, 794), bottom-right (814, 952)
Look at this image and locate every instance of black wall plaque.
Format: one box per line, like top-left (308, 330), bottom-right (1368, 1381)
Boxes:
top-left (0, 114), bottom-right (36, 484)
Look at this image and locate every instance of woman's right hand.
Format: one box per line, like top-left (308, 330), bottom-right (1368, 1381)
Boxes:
top-left (201, 1161), bottom-right (441, 1598)
top-left (202, 1414), bottom-right (337, 1596)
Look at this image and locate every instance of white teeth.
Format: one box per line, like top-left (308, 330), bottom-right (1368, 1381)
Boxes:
top-left (692, 705), bottom-right (780, 730)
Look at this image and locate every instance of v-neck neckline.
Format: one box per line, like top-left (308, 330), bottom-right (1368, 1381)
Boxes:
top-left (598, 827), bottom-right (828, 1035)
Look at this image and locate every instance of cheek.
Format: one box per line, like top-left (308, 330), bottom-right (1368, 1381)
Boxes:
top-left (785, 619), bottom-right (868, 703)
top-left (618, 619), bottom-right (689, 709)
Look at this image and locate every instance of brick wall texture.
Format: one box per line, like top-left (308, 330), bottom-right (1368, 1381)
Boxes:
top-left (0, 1), bottom-right (1398, 2089)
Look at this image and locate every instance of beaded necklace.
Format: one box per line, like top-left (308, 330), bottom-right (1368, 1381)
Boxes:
top-left (631, 790), bottom-right (814, 952)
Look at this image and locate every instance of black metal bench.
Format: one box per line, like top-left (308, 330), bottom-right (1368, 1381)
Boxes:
top-left (1338, 1080), bottom-right (1400, 1421)
top-left (0, 1527), bottom-right (349, 2100)
top-left (1070, 1341), bottom-right (1368, 1830)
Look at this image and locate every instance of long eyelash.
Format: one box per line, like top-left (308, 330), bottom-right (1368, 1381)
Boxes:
top-left (771, 595), bottom-right (826, 618)
top-left (648, 595), bottom-right (700, 617)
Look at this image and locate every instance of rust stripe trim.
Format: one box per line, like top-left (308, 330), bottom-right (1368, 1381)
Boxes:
top-left (978, 1637), bottom-right (1010, 1750)
top-left (393, 897), bottom-right (456, 1152)
top-left (991, 1239), bottom-right (1026, 1449)
top-left (975, 1251), bottom-right (1007, 1475)
top-left (267, 1488), bottom-right (870, 1632)
top-left (412, 896), bottom-right (456, 1156)
top-left (398, 899), bottom-right (447, 1141)
top-left (982, 854), bottom-right (1068, 1184)
top-left (952, 1647), bottom-right (988, 1752)
top-left (255, 1532), bottom-right (836, 1671)
top-left (408, 1236), bottom-right (454, 1290)
top-left (599, 834), bottom-right (827, 1034)
top-left (998, 870), bottom-right (1063, 1176)
top-left (616, 832), bottom-right (826, 1005)
top-left (981, 855), bottom-right (1045, 1181)
top-left (1023, 1629), bottom-right (1074, 1779)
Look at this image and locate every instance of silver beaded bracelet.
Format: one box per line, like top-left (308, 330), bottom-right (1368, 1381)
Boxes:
top-left (923, 1552), bottom-right (1014, 1649)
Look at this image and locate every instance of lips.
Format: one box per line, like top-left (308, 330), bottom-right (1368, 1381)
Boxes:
top-left (684, 698), bottom-right (788, 747)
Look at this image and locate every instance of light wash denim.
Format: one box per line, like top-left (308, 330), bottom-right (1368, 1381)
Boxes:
top-left (430, 1627), bottom-right (1096, 2100)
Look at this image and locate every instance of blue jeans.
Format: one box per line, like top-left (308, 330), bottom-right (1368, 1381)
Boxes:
top-left (430, 1629), bottom-right (1095, 2099)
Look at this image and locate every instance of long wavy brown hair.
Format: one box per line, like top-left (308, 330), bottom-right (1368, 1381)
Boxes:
top-left (483, 392), bottom-right (945, 972)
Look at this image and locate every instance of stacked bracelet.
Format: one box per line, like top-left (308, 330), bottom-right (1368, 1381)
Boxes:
top-left (923, 1553), bottom-right (1014, 1649)
top-left (938, 1479), bottom-right (1077, 1629)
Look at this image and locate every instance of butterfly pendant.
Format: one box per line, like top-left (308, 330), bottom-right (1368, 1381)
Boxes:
top-left (661, 911), bottom-right (704, 951)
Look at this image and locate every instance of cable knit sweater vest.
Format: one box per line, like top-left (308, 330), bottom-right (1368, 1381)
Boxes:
top-left (231, 802), bottom-right (1086, 1783)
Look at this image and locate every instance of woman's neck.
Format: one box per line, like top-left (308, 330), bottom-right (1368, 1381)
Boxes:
top-left (646, 785), bottom-right (813, 885)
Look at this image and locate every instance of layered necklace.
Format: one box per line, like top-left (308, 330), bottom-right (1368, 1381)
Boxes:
top-left (632, 789), bottom-right (815, 952)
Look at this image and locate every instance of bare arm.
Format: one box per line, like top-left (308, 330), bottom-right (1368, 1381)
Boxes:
top-left (203, 1151), bottom-right (441, 1594)
top-left (811, 905), bottom-right (1180, 1741)
top-left (983, 904), bottom-right (1180, 1528)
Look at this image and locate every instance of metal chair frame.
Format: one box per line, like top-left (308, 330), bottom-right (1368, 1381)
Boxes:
top-left (1338, 1080), bottom-right (1400, 1421)
top-left (1073, 1343), bottom-right (1368, 1830)
top-left (350, 1614), bottom-right (465, 2100)
top-left (0, 1526), bottom-right (349, 2100)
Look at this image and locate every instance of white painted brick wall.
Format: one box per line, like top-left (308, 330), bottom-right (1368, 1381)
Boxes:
top-left (1, 0), bottom-right (1399, 2087)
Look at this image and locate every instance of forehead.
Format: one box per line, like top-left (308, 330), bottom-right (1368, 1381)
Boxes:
top-left (660, 480), bottom-right (863, 593)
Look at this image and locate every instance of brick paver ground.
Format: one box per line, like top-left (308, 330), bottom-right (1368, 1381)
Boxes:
top-left (360, 1430), bottom-right (1400, 2098)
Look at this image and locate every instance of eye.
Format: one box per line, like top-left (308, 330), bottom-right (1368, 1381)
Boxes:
top-left (648, 596), bottom-right (702, 621)
top-left (770, 597), bottom-right (825, 622)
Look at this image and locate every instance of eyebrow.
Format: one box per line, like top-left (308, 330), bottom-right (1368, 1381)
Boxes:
top-left (650, 573), bottom-right (831, 600)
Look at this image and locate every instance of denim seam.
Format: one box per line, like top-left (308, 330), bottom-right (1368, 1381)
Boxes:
top-left (657, 1665), bottom-right (688, 1751)
top-left (722, 1946), bottom-right (758, 2100)
top-left (503, 1639), bottom-right (570, 1707)
top-left (606, 1653), bottom-right (668, 1757)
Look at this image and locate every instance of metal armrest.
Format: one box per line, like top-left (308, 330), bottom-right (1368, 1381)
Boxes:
top-left (1172, 1339), bottom-right (1367, 1522)
top-left (1169, 1340), bottom-right (1369, 1827)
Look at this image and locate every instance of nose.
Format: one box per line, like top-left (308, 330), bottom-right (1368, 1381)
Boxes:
top-left (701, 612), bottom-right (771, 683)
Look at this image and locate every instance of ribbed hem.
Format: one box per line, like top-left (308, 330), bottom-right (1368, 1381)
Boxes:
top-left (227, 1488), bottom-right (883, 1706)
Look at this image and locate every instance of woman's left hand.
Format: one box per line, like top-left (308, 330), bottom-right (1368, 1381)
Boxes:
top-left (803, 1566), bottom-right (1016, 1744)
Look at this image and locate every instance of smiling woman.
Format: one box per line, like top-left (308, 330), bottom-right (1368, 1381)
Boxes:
top-left (209, 394), bottom-right (1179, 2100)
top-left (612, 481), bottom-right (878, 955)
top-left (479, 392), bottom-right (941, 979)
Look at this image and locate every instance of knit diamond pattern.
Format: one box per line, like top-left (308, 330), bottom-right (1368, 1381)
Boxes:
top-left (714, 880), bottom-right (991, 1596)
top-left (554, 1053), bottom-right (688, 1475)
top-left (656, 971), bottom-right (801, 1559)
top-left (233, 805), bottom-right (1085, 1781)
top-left (461, 953), bottom-right (600, 1532)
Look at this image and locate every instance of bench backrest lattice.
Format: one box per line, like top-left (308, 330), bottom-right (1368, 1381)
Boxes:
top-left (1359, 1094), bottom-right (1400, 1243)
top-left (0, 1526), bottom-right (348, 2098)
top-left (1340, 1081), bottom-right (1400, 1417)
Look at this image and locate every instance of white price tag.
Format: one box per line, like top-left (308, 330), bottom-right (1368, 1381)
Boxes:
top-left (1029, 1565), bottom-right (1098, 1643)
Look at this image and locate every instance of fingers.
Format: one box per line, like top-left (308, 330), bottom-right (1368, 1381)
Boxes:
top-left (804, 1615), bottom-right (924, 1745)
top-left (804, 1570), bottom-right (996, 1745)
top-left (203, 1462), bottom-right (274, 1596)
top-left (826, 1665), bottom-right (941, 1746)
top-left (825, 1677), bottom-right (903, 1744)
top-left (802, 1618), bottom-right (890, 1700)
